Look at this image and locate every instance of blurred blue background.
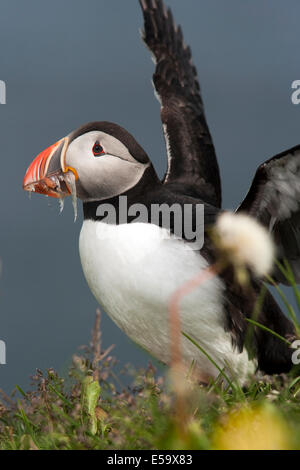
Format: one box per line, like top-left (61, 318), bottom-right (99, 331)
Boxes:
top-left (1, 0), bottom-right (300, 392)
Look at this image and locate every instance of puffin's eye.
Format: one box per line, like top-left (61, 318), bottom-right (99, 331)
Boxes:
top-left (92, 141), bottom-right (105, 156)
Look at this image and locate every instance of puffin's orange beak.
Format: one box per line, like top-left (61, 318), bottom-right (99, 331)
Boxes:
top-left (23, 137), bottom-right (71, 198)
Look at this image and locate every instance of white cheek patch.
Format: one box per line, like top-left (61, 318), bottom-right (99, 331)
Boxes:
top-left (66, 143), bottom-right (149, 202)
top-left (65, 130), bottom-right (150, 202)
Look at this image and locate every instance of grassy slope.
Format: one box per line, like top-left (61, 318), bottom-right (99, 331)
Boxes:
top-left (0, 307), bottom-right (300, 451)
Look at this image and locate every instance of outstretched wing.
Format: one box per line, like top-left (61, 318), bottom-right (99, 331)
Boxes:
top-left (237, 145), bottom-right (300, 284)
top-left (139, 0), bottom-right (222, 207)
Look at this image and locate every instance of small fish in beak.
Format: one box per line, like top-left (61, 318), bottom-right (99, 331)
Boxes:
top-left (23, 137), bottom-right (71, 198)
top-left (23, 136), bottom-right (79, 219)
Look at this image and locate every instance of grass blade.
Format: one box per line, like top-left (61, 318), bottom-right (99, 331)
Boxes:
top-left (245, 318), bottom-right (291, 345)
top-left (182, 331), bottom-right (238, 394)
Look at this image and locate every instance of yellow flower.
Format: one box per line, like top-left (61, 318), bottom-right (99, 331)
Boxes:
top-left (213, 403), bottom-right (291, 450)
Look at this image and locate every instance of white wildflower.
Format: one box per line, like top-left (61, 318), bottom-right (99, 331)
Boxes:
top-left (215, 211), bottom-right (275, 277)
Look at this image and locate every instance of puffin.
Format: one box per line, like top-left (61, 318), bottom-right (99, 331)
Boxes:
top-left (23, 0), bottom-right (299, 384)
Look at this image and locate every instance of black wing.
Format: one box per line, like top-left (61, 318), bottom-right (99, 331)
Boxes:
top-left (221, 265), bottom-right (296, 374)
top-left (237, 145), bottom-right (300, 284)
top-left (139, 0), bottom-right (222, 207)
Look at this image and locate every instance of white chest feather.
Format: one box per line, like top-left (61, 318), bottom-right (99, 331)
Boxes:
top-left (79, 220), bottom-right (253, 382)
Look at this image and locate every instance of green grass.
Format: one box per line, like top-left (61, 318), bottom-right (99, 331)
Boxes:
top-left (1, 261), bottom-right (300, 450)
top-left (0, 310), bottom-right (299, 450)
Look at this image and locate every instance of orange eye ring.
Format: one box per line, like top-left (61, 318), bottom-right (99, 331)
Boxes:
top-left (93, 141), bottom-right (105, 156)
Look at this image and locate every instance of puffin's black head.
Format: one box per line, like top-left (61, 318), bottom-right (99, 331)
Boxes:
top-left (23, 121), bottom-right (151, 201)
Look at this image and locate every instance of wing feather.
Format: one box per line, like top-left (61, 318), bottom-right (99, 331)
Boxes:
top-left (139, 0), bottom-right (222, 207)
top-left (237, 145), bottom-right (300, 284)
